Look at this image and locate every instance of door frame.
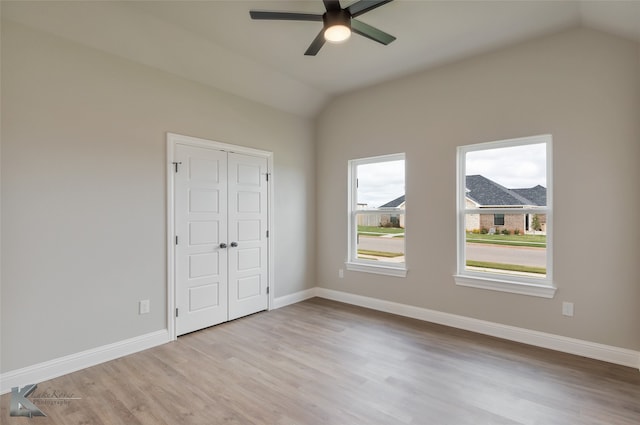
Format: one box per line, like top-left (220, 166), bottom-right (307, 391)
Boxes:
top-left (166, 132), bottom-right (274, 341)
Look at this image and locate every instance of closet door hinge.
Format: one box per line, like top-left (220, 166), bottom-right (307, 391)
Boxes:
top-left (265, 173), bottom-right (271, 182)
top-left (172, 162), bottom-right (182, 173)
top-left (175, 236), bottom-right (178, 245)
top-left (175, 308), bottom-right (179, 318)
top-left (266, 287), bottom-right (270, 295)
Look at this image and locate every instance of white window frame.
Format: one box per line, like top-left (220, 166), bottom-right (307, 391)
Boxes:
top-left (454, 135), bottom-right (556, 298)
top-left (347, 153), bottom-right (407, 277)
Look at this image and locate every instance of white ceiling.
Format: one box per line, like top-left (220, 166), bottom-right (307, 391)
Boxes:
top-left (3, 1), bottom-right (640, 117)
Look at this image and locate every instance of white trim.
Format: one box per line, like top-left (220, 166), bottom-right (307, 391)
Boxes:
top-left (454, 274), bottom-right (557, 298)
top-left (166, 133), bottom-right (274, 339)
top-left (272, 288), bottom-right (317, 309)
top-left (0, 330), bottom-right (169, 395)
top-left (315, 287), bottom-right (640, 370)
top-left (167, 132), bottom-right (272, 158)
top-left (2, 288), bottom-right (637, 396)
top-left (345, 261), bottom-right (407, 277)
top-left (267, 154), bottom-right (275, 312)
top-left (166, 139), bottom-right (177, 341)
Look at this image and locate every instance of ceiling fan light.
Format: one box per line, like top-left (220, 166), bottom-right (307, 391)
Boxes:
top-left (324, 24), bottom-right (351, 43)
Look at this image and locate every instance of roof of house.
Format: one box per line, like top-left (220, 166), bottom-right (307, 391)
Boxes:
top-left (512, 185), bottom-right (547, 206)
top-left (379, 195), bottom-right (405, 208)
top-left (376, 176), bottom-right (545, 209)
top-left (465, 175), bottom-right (546, 207)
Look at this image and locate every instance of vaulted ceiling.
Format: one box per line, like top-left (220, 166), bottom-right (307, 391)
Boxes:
top-left (3, 1), bottom-right (639, 117)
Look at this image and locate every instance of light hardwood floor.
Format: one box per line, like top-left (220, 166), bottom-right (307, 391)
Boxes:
top-left (2, 298), bottom-right (640, 424)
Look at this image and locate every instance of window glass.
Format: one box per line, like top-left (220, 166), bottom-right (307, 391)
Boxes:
top-left (348, 154), bottom-right (406, 276)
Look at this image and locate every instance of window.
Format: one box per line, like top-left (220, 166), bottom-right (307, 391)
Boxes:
top-left (347, 153), bottom-right (406, 277)
top-left (455, 135), bottom-right (555, 298)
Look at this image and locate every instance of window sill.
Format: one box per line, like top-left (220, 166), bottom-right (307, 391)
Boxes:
top-left (346, 262), bottom-right (407, 278)
top-left (454, 274), bottom-right (556, 298)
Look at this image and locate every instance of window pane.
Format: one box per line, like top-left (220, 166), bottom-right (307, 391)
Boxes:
top-left (356, 160), bottom-right (405, 208)
top-left (465, 213), bottom-right (546, 278)
top-left (465, 143), bottom-right (547, 207)
top-left (350, 155), bottom-right (405, 268)
top-left (356, 213), bottom-right (405, 264)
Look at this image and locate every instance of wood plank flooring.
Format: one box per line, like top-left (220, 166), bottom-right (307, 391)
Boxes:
top-left (2, 298), bottom-right (640, 424)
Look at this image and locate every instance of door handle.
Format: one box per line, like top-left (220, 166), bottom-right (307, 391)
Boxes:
top-left (219, 243), bottom-right (227, 249)
top-left (230, 242), bottom-right (238, 248)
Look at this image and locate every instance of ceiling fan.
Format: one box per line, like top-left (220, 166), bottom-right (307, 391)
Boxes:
top-left (249, 0), bottom-right (396, 56)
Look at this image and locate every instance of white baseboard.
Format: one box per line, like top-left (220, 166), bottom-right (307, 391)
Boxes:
top-left (1, 329), bottom-right (170, 394)
top-left (315, 287), bottom-right (640, 370)
top-left (2, 287), bottom-right (637, 396)
top-left (272, 287), bottom-right (317, 309)
top-left (0, 287), bottom-right (317, 396)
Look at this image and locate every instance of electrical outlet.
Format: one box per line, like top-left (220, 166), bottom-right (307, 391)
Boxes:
top-left (562, 302), bottom-right (574, 317)
top-left (139, 299), bottom-right (150, 315)
top-left (338, 269), bottom-right (344, 278)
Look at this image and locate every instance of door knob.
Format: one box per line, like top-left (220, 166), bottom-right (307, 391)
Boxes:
top-left (230, 242), bottom-right (238, 247)
top-left (219, 243), bottom-right (227, 249)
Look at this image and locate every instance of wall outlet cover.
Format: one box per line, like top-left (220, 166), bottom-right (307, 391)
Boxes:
top-left (139, 299), bottom-right (150, 315)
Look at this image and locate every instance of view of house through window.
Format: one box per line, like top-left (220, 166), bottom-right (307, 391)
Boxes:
top-left (348, 154), bottom-right (405, 272)
top-left (459, 136), bottom-right (551, 284)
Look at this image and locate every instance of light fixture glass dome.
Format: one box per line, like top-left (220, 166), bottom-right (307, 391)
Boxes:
top-left (324, 24), bottom-right (351, 43)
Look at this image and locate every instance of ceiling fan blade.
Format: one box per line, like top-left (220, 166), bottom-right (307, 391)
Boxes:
top-left (351, 19), bottom-right (396, 45)
top-left (305, 30), bottom-right (326, 56)
top-left (346, 0), bottom-right (393, 18)
top-left (323, 0), bottom-right (342, 12)
top-left (249, 11), bottom-right (323, 22)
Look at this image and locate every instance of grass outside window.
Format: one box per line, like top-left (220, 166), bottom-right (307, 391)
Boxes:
top-left (466, 232), bottom-right (546, 248)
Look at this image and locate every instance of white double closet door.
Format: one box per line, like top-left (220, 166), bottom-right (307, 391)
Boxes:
top-left (174, 142), bottom-right (269, 336)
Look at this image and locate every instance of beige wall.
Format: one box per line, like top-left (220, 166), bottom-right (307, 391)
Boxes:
top-left (1, 21), bottom-right (316, 372)
top-left (2, 19), bottom-right (639, 377)
top-left (316, 28), bottom-right (640, 350)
